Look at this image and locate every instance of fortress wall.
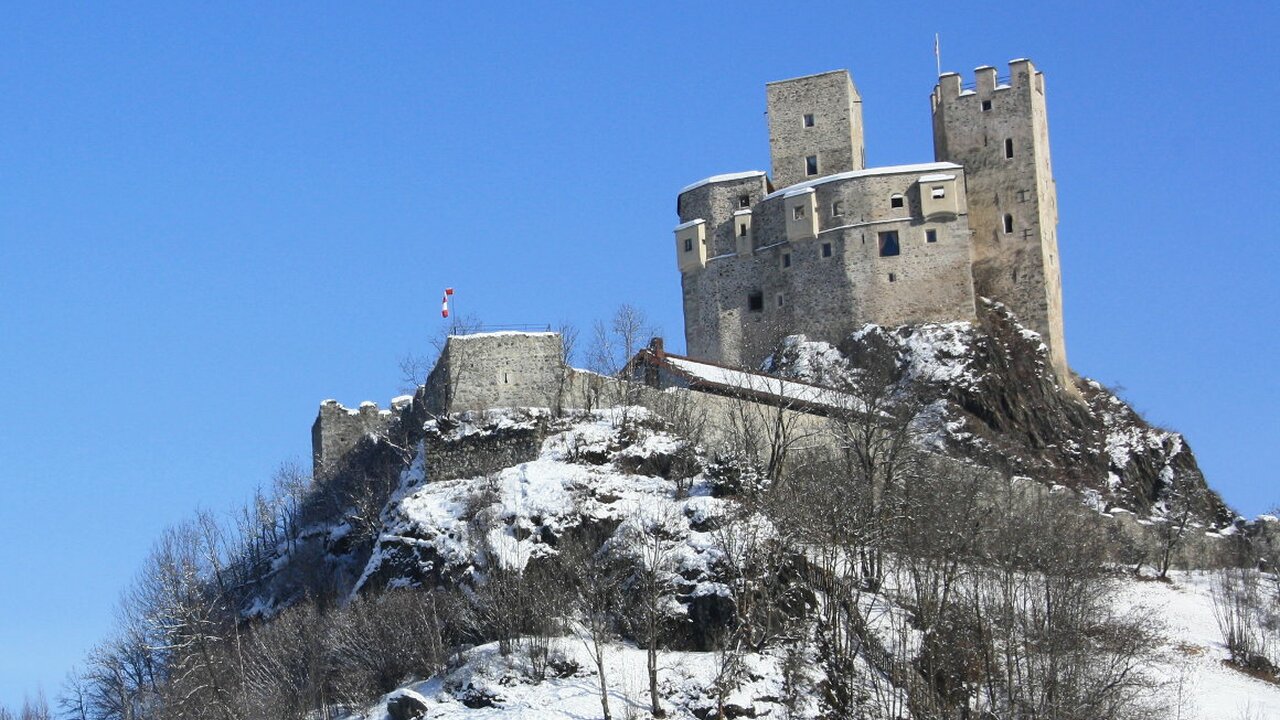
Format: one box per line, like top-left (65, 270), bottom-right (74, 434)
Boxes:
top-left (425, 332), bottom-right (564, 414)
top-left (766, 70), bottom-right (865, 188)
top-left (312, 400), bottom-right (397, 474)
top-left (683, 169), bottom-right (976, 368)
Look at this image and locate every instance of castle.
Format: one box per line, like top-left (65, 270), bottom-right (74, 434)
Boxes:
top-left (674, 60), bottom-right (1068, 381)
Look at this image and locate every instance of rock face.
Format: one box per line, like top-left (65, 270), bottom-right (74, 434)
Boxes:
top-left (386, 689), bottom-right (429, 720)
top-left (773, 299), bottom-right (1232, 526)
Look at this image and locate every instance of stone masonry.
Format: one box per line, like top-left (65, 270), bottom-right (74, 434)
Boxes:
top-left (676, 61), bottom-right (1069, 380)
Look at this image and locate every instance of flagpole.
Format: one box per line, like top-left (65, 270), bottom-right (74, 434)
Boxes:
top-left (935, 33), bottom-right (942, 78)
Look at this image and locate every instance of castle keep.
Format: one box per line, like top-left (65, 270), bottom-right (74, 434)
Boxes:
top-left (675, 60), bottom-right (1068, 380)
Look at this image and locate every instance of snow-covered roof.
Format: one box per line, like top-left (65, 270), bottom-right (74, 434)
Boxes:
top-left (674, 218), bottom-right (706, 231)
top-left (763, 162), bottom-right (962, 201)
top-left (644, 352), bottom-right (866, 415)
top-left (678, 171), bottom-right (767, 195)
top-left (918, 173), bottom-right (956, 182)
top-left (450, 331), bottom-right (558, 339)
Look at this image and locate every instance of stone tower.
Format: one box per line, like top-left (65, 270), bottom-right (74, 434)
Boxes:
top-left (767, 70), bottom-right (865, 189)
top-left (932, 59), bottom-right (1068, 381)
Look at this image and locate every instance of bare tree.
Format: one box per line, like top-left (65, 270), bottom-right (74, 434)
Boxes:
top-left (621, 505), bottom-right (683, 717)
top-left (561, 534), bottom-right (627, 720)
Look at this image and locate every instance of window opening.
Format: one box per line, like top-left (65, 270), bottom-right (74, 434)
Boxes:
top-left (878, 231), bottom-right (900, 257)
top-left (981, 99), bottom-right (992, 112)
top-left (822, 242), bottom-right (832, 257)
top-left (931, 186), bottom-right (946, 199)
top-left (832, 200), bottom-right (845, 217)
top-left (926, 229), bottom-right (938, 243)
top-left (803, 113), bottom-right (815, 127)
top-left (1003, 214), bottom-right (1014, 234)
top-left (684, 238), bottom-right (692, 252)
top-left (890, 194), bottom-right (904, 209)
top-left (782, 252), bottom-right (791, 268)
top-left (748, 292), bottom-right (764, 312)
top-left (793, 205), bottom-right (805, 220)
top-left (888, 272), bottom-right (896, 282)
top-left (776, 293), bottom-right (785, 308)
top-left (805, 155), bottom-right (819, 176)
top-left (1005, 138), bottom-right (1014, 159)
top-left (738, 194), bottom-right (751, 208)
top-left (739, 223), bottom-right (748, 237)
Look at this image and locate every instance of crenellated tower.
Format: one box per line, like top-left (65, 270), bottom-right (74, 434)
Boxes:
top-left (932, 59), bottom-right (1068, 381)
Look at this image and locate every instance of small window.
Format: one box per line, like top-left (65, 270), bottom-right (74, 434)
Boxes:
top-left (1005, 138), bottom-right (1014, 159)
top-left (1003, 214), bottom-right (1014, 234)
top-left (981, 99), bottom-right (992, 112)
top-left (822, 242), bottom-right (832, 257)
top-left (890, 194), bottom-right (904, 209)
top-left (793, 205), bottom-right (805, 220)
top-left (748, 292), bottom-right (764, 312)
top-left (878, 231), bottom-right (900, 257)
top-left (738, 194), bottom-right (751, 208)
top-left (803, 113), bottom-right (815, 127)
top-left (739, 223), bottom-right (748, 237)
top-left (782, 252), bottom-right (791, 268)
top-left (684, 238), bottom-right (693, 252)
top-left (931, 186), bottom-right (946, 199)
top-left (888, 272), bottom-right (896, 282)
top-left (832, 200), bottom-right (845, 217)
top-left (776, 293), bottom-right (785, 308)
top-left (925, 229), bottom-right (938, 244)
top-left (805, 155), bottom-right (819, 176)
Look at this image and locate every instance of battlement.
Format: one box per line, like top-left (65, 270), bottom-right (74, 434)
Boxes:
top-left (311, 396), bottom-right (412, 475)
top-left (932, 59), bottom-right (1041, 105)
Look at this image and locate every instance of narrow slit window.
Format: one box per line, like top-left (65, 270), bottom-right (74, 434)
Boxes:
top-left (802, 113), bottom-right (815, 127)
top-left (739, 223), bottom-right (748, 237)
top-left (1003, 214), bottom-right (1014, 234)
top-left (1005, 138), bottom-right (1014, 159)
top-left (684, 238), bottom-right (693, 252)
top-left (926, 229), bottom-right (938, 244)
top-left (782, 252), bottom-right (791, 268)
top-left (805, 155), bottom-right (819, 176)
top-left (776, 293), bottom-right (785, 308)
top-left (878, 230), bottom-right (900, 257)
top-left (822, 242), bottom-right (832, 257)
top-left (890, 194), bottom-right (904, 209)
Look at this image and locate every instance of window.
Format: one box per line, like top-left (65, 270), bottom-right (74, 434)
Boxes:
top-left (1003, 214), bottom-right (1014, 234)
top-left (793, 205), bottom-right (805, 220)
top-left (888, 272), bottom-right (896, 282)
top-left (803, 113), bottom-right (815, 127)
top-left (931, 186), bottom-right (946, 199)
top-left (739, 223), bottom-right (748, 237)
top-left (926, 229), bottom-right (938, 243)
top-left (1016, 189), bottom-right (1028, 203)
top-left (738, 194), bottom-right (751, 208)
top-left (748, 292), bottom-right (764, 312)
top-left (805, 155), bottom-right (819, 176)
top-left (981, 99), bottom-right (992, 112)
top-left (776, 293), bottom-right (785, 308)
top-left (822, 242), bottom-right (832, 257)
top-left (782, 252), bottom-right (791, 268)
top-left (684, 238), bottom-right (693, 252)
top-left (832, 200), bottom-right (845, 217)
top-left (1005, 138), bottom-right (1014, 159)
top-left (890, 194), bottom-right (904, 209)
top-left (878, 230), bottom-right (900, 257)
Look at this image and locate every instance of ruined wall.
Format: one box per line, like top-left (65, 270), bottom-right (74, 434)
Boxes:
top-left (423, 332), bottom-right (565, 414)
top-left (312, 398), bottom-right (411, 475)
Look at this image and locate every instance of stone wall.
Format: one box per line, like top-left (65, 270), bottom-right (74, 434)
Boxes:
top-left (679, 166), bottom-right (977, 368)
top-left (312, 398), bottom-right (410, 475)
top-left (424, 332), bottom-right (565, 414)
top-left (423, 423), bottom-right (546, 483)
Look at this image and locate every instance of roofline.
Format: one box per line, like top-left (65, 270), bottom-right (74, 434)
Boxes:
top-left (763, 162), bottom-right (963, 201)
top-left (765, 69), bottom-right (849, 86)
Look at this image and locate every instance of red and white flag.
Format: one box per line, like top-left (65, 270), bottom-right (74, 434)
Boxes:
top-left (441, 287), bottom-right (454, 318)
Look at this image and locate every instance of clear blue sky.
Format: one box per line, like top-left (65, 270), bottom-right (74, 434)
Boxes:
top-left (1, 1), bottom-right (1276, 708)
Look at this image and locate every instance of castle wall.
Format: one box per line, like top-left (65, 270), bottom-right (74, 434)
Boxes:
top-left (932, 60), bottom-right (1068, 381)
top-left (767, 71), bottom-right (865, 189)
top-left (312, 399), bottom-right (401, 475)
top-left (679, 166), bottom-right (976, 368)
top-left (424, 332), bottom-right (564, 414)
